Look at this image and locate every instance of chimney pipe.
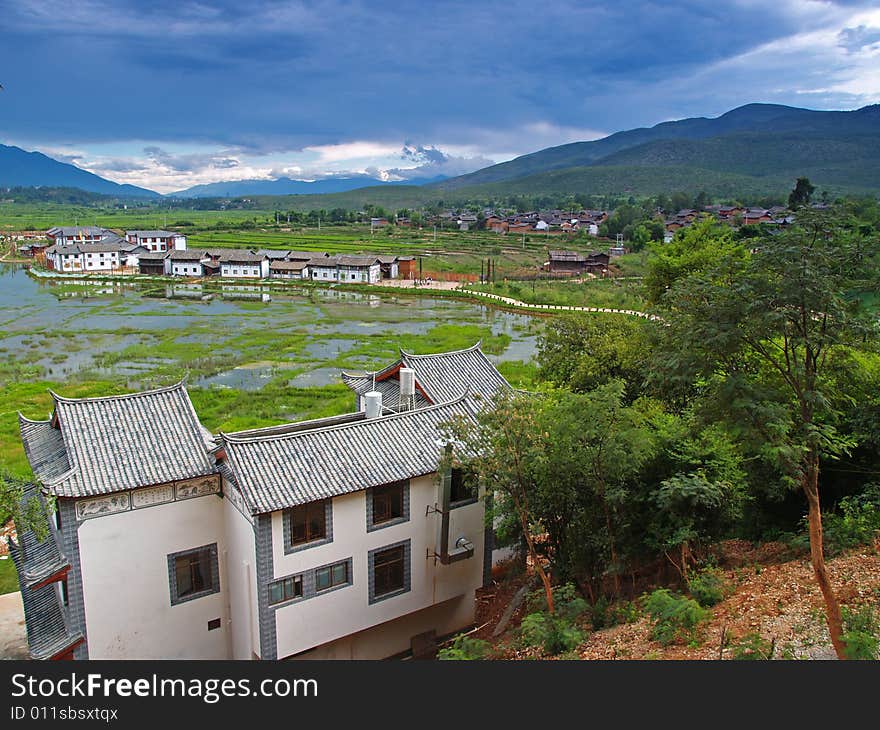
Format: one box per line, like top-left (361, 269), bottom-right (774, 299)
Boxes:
top-left (399, 367), bottom-right (415, 410)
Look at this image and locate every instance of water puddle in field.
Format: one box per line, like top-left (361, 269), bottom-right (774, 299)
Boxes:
top-left (0, 264), bottom-right (542, 391)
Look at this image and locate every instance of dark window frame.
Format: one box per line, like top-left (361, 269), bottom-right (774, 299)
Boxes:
top-left (283, 499), bottom-right (333, 554)
top-left (368, 539), bottom-right (411, 604)
top-left (167, 543), bottom-right (220, 606)
top-left (450, 467), bottom-right (480, 508)
top-left (366, 480), bottom-right (410, 532)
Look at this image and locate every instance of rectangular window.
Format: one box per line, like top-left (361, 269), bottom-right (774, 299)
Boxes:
top-left (168, 543), bottom-right (219, 605)
top-left (315, 561), bottom-right (348, 592)
top-left (373, 546), bottom-right (405, 598)
top-left (450, 467), bottom-right (478, 506)
top-left (269, 575), bottom-right (303, 605)
top-left (371, 482), bottom-right (403, 525)
top-left (290, 500), bottom-right (328, 546)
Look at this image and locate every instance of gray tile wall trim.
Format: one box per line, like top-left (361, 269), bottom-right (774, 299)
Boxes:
top-left (167, 543), bottom-right (220, 606)
top-left (282, 499), bottom-right (333, 555)
top-left (255, 514), bottom-right (277, 660)
top-left (482, 494), bottom-right (494, 588)
top-left (57, 499), bottom-right (88, 660)
top-left (365, 480), bottom-right (410, 533)
top-left (268, 557), bottom-right (354, 610)
top-left (367, 539), bottom-right (411, 605)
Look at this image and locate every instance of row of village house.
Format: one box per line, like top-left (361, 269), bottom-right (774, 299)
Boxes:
top-left (20, 227), bottom-right (417, 282)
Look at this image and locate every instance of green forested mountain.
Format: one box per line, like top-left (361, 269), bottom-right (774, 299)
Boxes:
top-left (428, 103), bottom-right (880, 191)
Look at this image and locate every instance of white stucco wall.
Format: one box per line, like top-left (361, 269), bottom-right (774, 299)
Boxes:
top-left (222, 487), bottom-right (259, 660)
top-left (270, 474), bottom-right (484, 659)
top-left (77, 494), bottom-right (229, 659)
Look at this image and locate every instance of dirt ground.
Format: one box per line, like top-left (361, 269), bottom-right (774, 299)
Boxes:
top-left (0, 591), bottom-right (28, 660)
top-left (472, 538), bottom-right (880, 660)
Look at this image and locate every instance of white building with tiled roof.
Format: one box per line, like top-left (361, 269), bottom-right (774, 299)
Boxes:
top-left (12, 345), bottom-right (505, 660)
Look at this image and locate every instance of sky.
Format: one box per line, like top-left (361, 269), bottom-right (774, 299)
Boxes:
top-left (1, 0), bottom-right (879, 193)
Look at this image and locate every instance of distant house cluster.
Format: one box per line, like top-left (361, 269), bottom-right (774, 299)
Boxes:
top-left (23, 226), bottom-right (418, 283)
top-left (144, 249), bottom-right (416, 282)
top-left (440, 209), bottom-right (609, 235)
top-left (662, 205), bottom-right (796, 240)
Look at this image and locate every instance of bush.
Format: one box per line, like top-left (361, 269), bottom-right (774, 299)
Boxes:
top-left (728, 632), bottom-right (775, 660)
top-left (521, 583), bottom-right (588, 655)
top-left (687, 566), bottom-right (730, 608)
top-left (525, 583), bottom-right (588, 621)
top-left (520, 612), bottom-right (583, 656)
top-left (643, 589), bottom-right (709, 646)
top-left (793, 486), bottom-right (880, 556)
top-left (589, 597), bottom-right (641, 630)
top-left (437, 634), bottom-right (491, 660)
top-left (841, 604), bottom-right (879, 660)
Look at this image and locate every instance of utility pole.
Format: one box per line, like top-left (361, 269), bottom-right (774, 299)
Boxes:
top-left (433, 225), bottom-right (437, 242)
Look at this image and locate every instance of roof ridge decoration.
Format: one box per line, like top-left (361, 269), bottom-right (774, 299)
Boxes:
top-left (47, 379), bottom-right (188, 405)
top-left (219, 390), bottom-right (472, 445)
top-left (398, 340), bottom-right (483, 359)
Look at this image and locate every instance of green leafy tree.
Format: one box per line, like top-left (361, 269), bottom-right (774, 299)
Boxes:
top-left (788, 176), bottom-right (815, 209)
top-left (653, 207), bottom-right (880, 659)
top-left (644, 217), bottom-right (747, 304)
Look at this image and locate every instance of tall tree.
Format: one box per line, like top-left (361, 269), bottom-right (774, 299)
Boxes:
top-left (653, 207), bottom-right (879, 658)
top-left (788, 176), bottom-right (815, 209)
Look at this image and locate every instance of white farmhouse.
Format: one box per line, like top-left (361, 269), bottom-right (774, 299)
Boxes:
top-left (219, 251), bottom-right (270, 279)
top-left (167, 249), bottom-right (209, 277)
top-left (125, 230), bottom-right (187, 252)
top-left (11, 344), bottom-right (510, 660)
top-left (46, 240), bottom-right (124, 272)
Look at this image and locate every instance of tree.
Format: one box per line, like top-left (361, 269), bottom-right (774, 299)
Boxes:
top-left (1, 468), bottom-right (48, 542)
top-left (653, 207), bottom-right (880, 658)
top-left (441, 392), bottom-right (557, 613)
top-left (788, 176), bottom-right (815, 209)
top-left (537, 313), bottom-right (651, 401)
top-left (644, 217), bottom-right (747, 305)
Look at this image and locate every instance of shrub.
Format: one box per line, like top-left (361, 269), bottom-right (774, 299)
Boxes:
top-left (728, 632), bottom-right (775, 660)
top-left (687, 566), bottom-right (730, 608)
top-left (525, 583), bottom-right (588, 621)
top-left (793, 486), bottom-right (880, 556)
top-left (589, 596), bottom-right (610, 630)
top-left (520, 612), bottom-right (584, 656)
top-left (841, 604), bottom-right (879, 660)
top-left (643, 588), bottom-right (709, 646)
top-left (437, 634), bottom-right (491, 660)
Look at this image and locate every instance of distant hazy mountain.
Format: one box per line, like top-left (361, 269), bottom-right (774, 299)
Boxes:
top-left (0, 144), bottom-right (160, 198)
top-left (170, 173), bottom-right (448, 198)
top-left (429, 103), bottom-right (880, 190)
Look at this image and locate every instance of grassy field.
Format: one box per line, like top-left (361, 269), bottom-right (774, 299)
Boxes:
top-left (0, 558), bottom-right (17, 595)
top-left (469, 277), bottom-right (647, 310)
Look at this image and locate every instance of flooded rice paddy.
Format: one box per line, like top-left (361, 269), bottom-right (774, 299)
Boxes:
top-left (0, 264), bottom-right (542, 393)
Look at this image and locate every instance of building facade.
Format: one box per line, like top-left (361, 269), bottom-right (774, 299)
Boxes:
top-left (12, 345), bottom-right (509, 660)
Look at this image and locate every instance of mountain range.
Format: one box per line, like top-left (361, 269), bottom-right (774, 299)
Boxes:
top-left (2, 103), bottom-right (879, 204)
top-left (170, 173), bottom-right (448, 198)
top-left (0, 144), bottom-right (160, 198)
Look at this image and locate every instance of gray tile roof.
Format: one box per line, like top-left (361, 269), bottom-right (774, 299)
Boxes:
top-left (269, 260), bottom-right (309, 271)
top-left (6, 483), bottom-right (83, 660)
top-left (18, 416), bottom-right (71, 483)
top-left (47, 226), bottom-right (108, 237)
top-left (340, 372), bottom-right (431, 411)
top-left (219, 396), bottom-right (477, 514)
top-left (20, 382), bottom-right (216, 498)
top-left (343, 342), bottom-right (511, 408)
top-left (219, 250), bottom-right (266, 263)
top-left (335, 255), bottom-right (381, 267)
top-left (167, 250), bottom-right (207, 261)
top-left (126, 230), bottom-right (179, 237)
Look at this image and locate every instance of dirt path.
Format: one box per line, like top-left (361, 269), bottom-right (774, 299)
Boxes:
top-left (0, 591), bottom-right (28, 660)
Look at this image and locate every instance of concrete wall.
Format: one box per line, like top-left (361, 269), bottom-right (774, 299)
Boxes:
top-left (77, 494), bottom-right (228, 659)
top-left (222, 488), bottom-right (259, 660)
top-left (269, 474), bottom-right (485, 659)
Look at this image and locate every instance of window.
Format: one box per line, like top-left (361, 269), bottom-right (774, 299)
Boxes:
top-left (450, 467), bottom-right (478, 506)
top-left (269, 575), bottom-right (303, 605)
top-left (368, 481), bottom-right (408, 530)
top-left (168, 544), bottom-right (219, 605)
top-left (285, 499), bottom-right (332, 548)
top-left (369, 540), bottom-right (411, 603)
top-left (315, 561), bottom-right (348, 592)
